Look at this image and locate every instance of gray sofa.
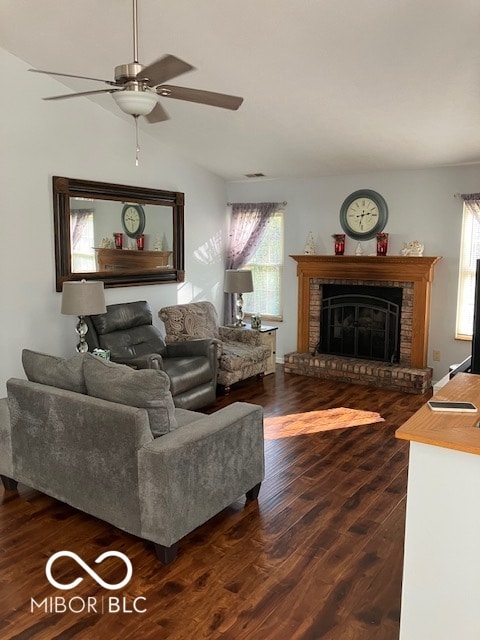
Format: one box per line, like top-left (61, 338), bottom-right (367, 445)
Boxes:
top-left (0, 350), bottom-right (264, 563)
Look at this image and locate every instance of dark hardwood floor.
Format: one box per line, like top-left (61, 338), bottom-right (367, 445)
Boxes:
top-left (0, 367), bottom-right (431, 639)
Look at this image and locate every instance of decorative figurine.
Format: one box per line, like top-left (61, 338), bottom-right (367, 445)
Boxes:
top-left (304, 231), bottom-right (316, 255)
top-left (161, 232), bottom-right (169, 252)
top-left (99, 236), bottom-right (114, 249)
top-left (401, 240), bottom-right (424, 256)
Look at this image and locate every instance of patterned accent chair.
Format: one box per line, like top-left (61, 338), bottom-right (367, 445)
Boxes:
top-left (159, 302), bottom-right (271, 394)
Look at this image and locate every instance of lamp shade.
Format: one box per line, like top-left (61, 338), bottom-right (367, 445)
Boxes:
top-left (224, 269), bottom-right (254, 293)
top-left (61, 280), bottom-right (107, 316)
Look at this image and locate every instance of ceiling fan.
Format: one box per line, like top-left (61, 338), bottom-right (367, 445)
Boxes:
top-left (30, 0), bottom-right (243, 160)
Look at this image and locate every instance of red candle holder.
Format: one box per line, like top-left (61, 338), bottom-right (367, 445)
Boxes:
top-left (136, 234), bottom-right (145, 250)
top-left (332, 233), bottom-right (345, 255)
top-left (376, 233), bottom-right (388, 256)
top-left (113, 232), bottom-right (123, 249)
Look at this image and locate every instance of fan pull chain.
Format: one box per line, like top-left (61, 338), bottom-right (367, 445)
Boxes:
top-left (134, 115), bottom-right (140, 166)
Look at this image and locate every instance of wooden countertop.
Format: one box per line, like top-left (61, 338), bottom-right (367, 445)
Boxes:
top-left (396, 372), bottom-right (480, 455)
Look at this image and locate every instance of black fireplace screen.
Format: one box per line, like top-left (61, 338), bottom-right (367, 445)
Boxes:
top-left (318, 285), bottom-right (402, 362)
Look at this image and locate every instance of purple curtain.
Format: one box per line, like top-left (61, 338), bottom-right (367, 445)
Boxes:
top-left (461, 194), bottom-right (480, 226)
top-left (224, 202), bottom-right (280, 324)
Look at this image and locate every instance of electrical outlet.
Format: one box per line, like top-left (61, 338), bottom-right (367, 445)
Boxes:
top-left (433, 350), bottom-right (441, 361)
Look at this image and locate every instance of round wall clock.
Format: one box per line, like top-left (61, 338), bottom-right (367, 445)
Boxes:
top-left (339, 189), bottom-right (388, 241)
top-left (121, 204), bottom-right (146, 238)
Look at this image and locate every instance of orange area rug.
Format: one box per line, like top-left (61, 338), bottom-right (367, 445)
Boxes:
top-left (264, 407), bottom-right (385, 440)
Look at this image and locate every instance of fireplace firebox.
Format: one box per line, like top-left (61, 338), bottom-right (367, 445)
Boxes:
top-left (316, 284), bottom-right (403, 363)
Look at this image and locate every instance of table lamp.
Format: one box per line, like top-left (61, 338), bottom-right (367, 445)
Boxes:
top-left (224, 269), bottom-right (254, 327)
top-left (61, 280), bottom-right (107, 352)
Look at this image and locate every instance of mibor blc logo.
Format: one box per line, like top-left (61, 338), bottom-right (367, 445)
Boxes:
top-left (46, 551), bottom-right (132, 590)
top-left (31, 551), bottom-right (147, 614)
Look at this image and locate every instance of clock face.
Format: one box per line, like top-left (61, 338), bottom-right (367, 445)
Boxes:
top-left (340, 190), bottom-right (388, 240)
top-left (121, 204), bottom-right (145, 238)
top-left (346, 198), bottom-right (379, 234)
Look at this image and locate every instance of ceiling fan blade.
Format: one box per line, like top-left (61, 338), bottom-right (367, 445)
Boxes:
top-left (29, 68), bottom-right (116, 85)
top-left (43, 89), bottom-right (115, 101)
top-left (145, 101), bottom-right (170, 123)
top-left (156, 85), bottom-right (243, 110)
top-left (137, 54), bottom-right (195, 86)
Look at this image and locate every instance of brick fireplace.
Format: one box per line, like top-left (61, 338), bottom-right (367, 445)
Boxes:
top-left (284, 255), bottom-right (441, 393)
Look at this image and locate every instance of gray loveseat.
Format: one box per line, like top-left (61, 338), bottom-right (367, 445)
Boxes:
top-left (0, 350), bottom-right (264, 563)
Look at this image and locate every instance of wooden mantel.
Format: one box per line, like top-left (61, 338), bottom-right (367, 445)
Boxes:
top-left (290, 255), bottom-right (441, 369)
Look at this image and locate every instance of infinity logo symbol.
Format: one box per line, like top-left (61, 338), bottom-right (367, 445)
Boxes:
top-left (46, 551), bottom-right (133, 591)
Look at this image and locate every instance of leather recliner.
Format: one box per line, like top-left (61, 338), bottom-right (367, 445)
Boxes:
top-left (85, 301), bottom-right (218, 410)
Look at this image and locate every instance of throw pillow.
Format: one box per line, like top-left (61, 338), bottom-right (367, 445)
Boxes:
top-left (22, 349), bottom-right (87, 394)
top-left (83, 354), bottom-right (177, 437)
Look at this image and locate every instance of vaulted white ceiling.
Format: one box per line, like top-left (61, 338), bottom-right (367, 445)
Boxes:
top-left (2, 0), bottom-right (480, 180)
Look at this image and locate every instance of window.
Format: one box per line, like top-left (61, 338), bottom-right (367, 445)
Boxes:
top-left (456, 201), bottom-right (480, 339)
top-left (70, 210), bottom-right (96, 272)
top-left (243, 211), bottom-right (284, 321)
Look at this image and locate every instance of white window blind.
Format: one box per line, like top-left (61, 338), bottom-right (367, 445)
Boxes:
top-left (456, 202), bottom-right (480, 339)
top-left (243, 211), bottom-right (284, 321)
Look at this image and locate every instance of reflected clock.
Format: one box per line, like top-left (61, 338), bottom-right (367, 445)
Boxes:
top-left (339, 189), bottom-right (388, 241)
top-left (121, 204), bottom-right (146, 238)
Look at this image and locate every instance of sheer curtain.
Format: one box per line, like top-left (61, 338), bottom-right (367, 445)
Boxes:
top-left (70, 208), bottom-right (94, 250)
top-left (224, 202), bottom-right (280, 324)
top-left (461, 193), bottom-right (480, 224)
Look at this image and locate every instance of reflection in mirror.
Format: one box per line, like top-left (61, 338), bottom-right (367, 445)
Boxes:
top-left (53, 176), bottom-right (185, 291)
top-left (69, 198), bottom-right (174, 273)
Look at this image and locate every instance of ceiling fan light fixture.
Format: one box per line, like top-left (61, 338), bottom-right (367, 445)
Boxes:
top-left (112, 90), bottom-right (157, 116)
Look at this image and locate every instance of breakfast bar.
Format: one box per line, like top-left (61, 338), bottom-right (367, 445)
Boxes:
top-left (395, 372), bottom-right (480, 640)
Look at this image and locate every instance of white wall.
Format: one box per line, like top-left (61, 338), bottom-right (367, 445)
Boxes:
top-left (3, 44), bottom-right (480, 393)
top-left (0, 48), bottom-right (228, 394)
top-left (227, 166), bottom-right (480, 382)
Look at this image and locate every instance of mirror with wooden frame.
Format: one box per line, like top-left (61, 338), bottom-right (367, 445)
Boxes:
top-left (53, 176), bottom-right (185, 291)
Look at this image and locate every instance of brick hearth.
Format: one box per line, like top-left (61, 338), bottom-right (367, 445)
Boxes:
top-left (284, 353), bottom-right (432, 394)
top-left (285, 255), bottom-right (441, 394)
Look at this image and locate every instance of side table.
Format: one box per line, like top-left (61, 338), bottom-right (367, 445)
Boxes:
top-left (256, 325), bottom-right (278, 375)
